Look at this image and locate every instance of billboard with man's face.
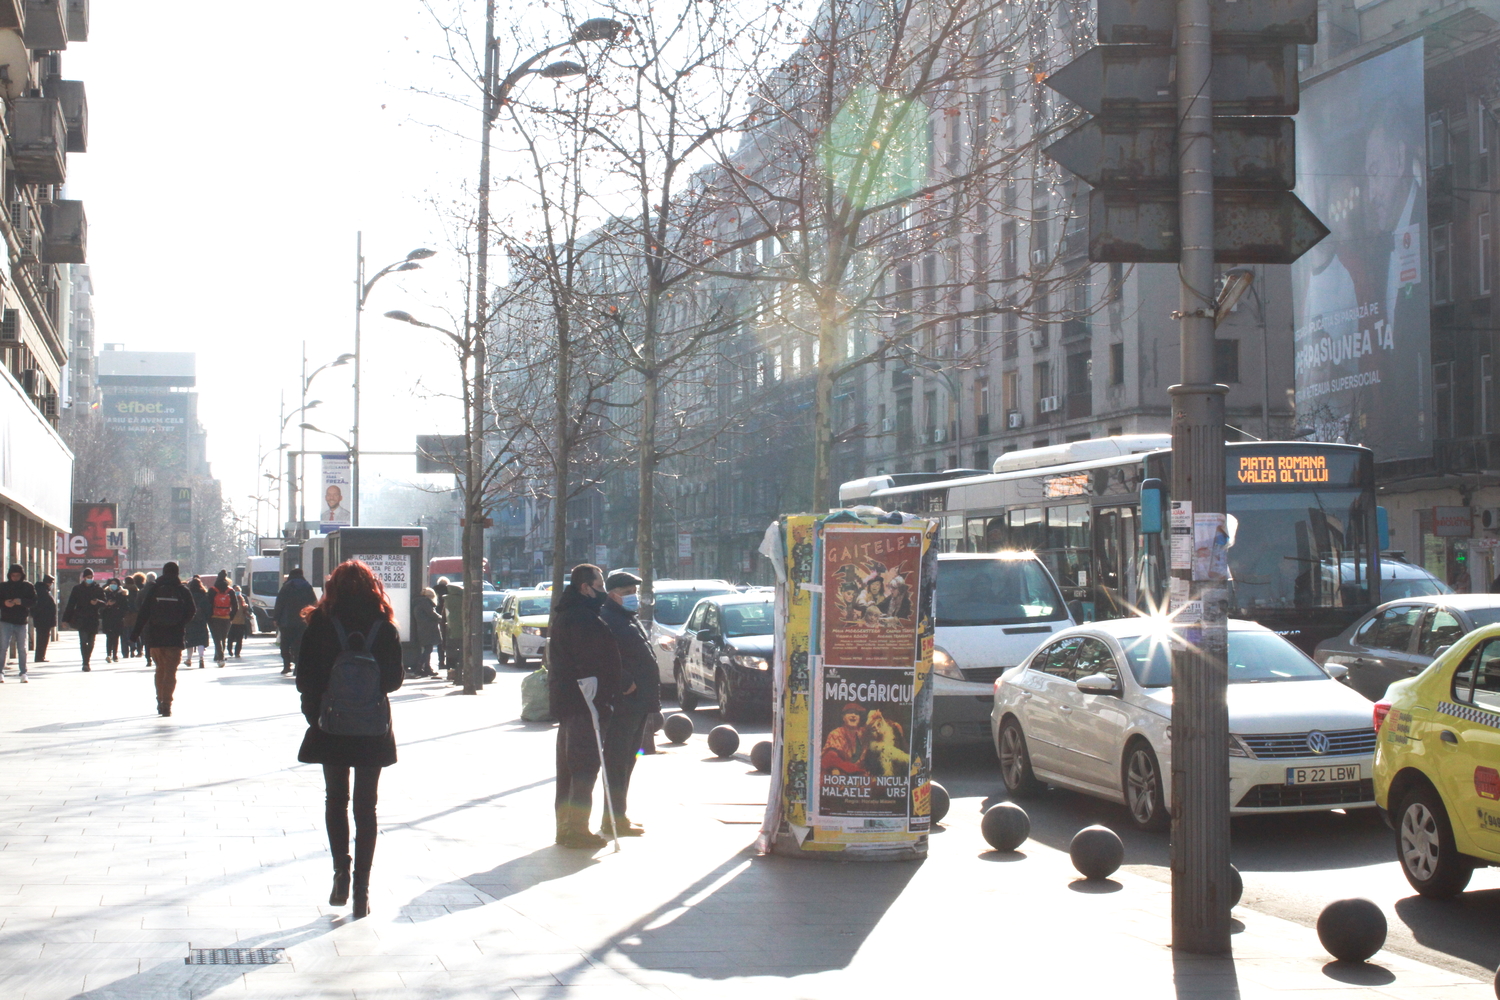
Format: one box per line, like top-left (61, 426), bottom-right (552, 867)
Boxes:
top-left (1291, 38), bottom-right (1431, 460)
top-left (320, 454), bottom-right (351, 534)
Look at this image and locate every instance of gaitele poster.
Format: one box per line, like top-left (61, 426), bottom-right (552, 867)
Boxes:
top-left (822, 526), bottom-right (921, 667)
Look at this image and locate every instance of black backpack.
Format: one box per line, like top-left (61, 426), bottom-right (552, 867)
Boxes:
top-left (318, 619), bottom-right (390, 736)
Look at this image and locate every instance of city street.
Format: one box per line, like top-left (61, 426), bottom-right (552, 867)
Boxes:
top-left (0, 633), bottom-right (1495, 999)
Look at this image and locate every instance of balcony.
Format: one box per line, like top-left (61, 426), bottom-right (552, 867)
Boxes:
top-left (10, 98), bottom-right (65, 184)
top-left (41, 198), bottom-right (83, 263)
top-left (64, 0), bottom-right (82, 41)
top-left (0, 0), bottom-right (21, 29)
top-left (42, 78), bottom-right (84, 151)
top-left (21, 0), bottom-right (64, 49)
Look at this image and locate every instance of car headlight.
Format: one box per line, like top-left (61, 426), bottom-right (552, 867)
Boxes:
top-left (521, 626), bottom-right (543, 636)
top-left (1228, 734), bottom-right (1255, 758)
top-left (932, 647), bottom-right (964, 680)
top-left (657, 635), bottom-right (677, 652)
top-left (734, 655), bottom-right (769, 671)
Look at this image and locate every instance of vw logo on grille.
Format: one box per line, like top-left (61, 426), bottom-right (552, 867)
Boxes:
top-left (1306, 731), bottom-right (1330, 755)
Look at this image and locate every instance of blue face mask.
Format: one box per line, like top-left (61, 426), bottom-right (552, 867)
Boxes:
top-left (621, 594), bottom-right (640, 611)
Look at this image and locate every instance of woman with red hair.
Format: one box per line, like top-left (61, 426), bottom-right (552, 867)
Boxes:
top-left (294, 559), bottom-right (403, 919)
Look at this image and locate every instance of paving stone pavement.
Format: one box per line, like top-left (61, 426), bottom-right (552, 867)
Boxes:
top-left (0, 633), bottom-right (1493, 999)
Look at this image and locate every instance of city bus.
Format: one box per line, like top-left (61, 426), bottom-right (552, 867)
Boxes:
top-left (840, 436), bottom-right (1384, 652)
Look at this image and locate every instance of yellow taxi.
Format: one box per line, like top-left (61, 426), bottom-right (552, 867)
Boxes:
top-left (1373, 623), bottom-right (1500, 897)
top-left (494, 589), bottom-right (553, 669)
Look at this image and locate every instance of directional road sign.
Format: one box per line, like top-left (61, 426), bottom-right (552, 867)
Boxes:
top-left (1044, 44), bottom-right (1299, 117)
top-left (1098, 0), bottom-right (1318, 45)
top-left (1045, 116), bottom-right (1294, 188)
top-left (1088, 188), bottom-right (1329, 264)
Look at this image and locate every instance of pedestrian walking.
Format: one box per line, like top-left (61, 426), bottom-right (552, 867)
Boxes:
top-left (433, 577), bottom-right (449, 671)
top-left (274, 568), bottom-right (317, 676)
top-left (599, 571), bottom-right (660, 837)
top-left (228, 587), bottom-right (251, 657)
top-left (62, 568), bottom-right (105, 671)
top-left (186, 575), bottom-right (211, 668)
top-left (294, 559), bottom-right (404, 919)
top-left (547, 563), bottom-right (623, 849)
top-left (100, 577), bottom-right (127, 662)
top-left (31, 575), bottom-right (55, 663)
top-left (0, 564), bottom-right (36, 683)
top-left (413, 587), bottom-right (443, 677)
top-left (206, 570), bottom-right (238, 666)
top-left (122, 574), bottom-right (144, 658)
top-left (130, 561), bottom-right (197, 717)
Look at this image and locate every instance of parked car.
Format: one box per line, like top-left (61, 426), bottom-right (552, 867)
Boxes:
top-left (930, 552), bottom-right (1075, 743)
top-left (672, 592), bottom-right (774, 719)
top-left (494, 590), bottom-right (553, 668)
top-left (646, 579), bottom-right (740, 690)
top-left (1374, 623), bottom-right (1500, 897)
top-left (1371, 557), bottom-right (1454, 601)
top-left (993, 617), bottom-right (1378, 831)
top-left (480, 589), bottom-right (508, 651)
top-left (1314, 595), bottom-right (1500, 701)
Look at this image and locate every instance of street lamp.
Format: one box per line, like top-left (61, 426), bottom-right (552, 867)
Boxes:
top-left (353, 243), bottom-right (437, 529)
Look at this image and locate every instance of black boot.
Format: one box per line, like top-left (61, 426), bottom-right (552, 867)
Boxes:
top-left (329, 855), bottom-right (351, 906)
top-left (351, 869), bottom-right (370, 919)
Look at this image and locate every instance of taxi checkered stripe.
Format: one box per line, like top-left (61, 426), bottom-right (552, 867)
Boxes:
top-left (1438, 700), bottom-right (1500, 729)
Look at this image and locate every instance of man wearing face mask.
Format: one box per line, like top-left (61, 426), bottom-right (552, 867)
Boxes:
top-left (547, 563), bottom-right (624, 849)
top-left (598, 571), bottom-right (660, 837)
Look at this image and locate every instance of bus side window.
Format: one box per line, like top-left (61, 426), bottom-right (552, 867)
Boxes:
top-left (984, 515), bottom-right (1009, 552)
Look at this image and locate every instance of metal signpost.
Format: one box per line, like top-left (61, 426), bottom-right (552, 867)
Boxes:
top-left (1043, 0), bottom-right (1325, 954)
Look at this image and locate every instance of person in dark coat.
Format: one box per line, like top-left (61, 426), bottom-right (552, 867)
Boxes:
top-left (295, 559), bottom-right (403, 920)
top-left (186, 576), bottom-right (211, 668)
top-left (274, 568), bottom-right (317, 676)
top-left (121, 574), bottom-right (143, 658)
top-left (99, 578), bottom-right (128, 662)
top-left (62, 567), bottom-right (104, 671)
top-left (599, 571), bottom-right (660, 837)
top-left (131, 562), bottom-right (197, 716)
top-left (31, 575), bottom-right (56, 663)
top-left (547, 563), bottom-right (623, 849)
top-left (413, 587), bottom-right (443, 677)
top-left (432, 577), bottom-right (449, 671)
top-left (0, 564), bottom-right (36, 681)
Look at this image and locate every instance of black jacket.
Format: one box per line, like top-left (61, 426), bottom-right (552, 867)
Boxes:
top-left (100, 585), bottom-right (128, 631)
top-left (185, 585), bottom-right (212, 647)
top-left (413, 594), bottom-right (443, 647)
top-left (547, 588), bottom-right (623, 718)
top-left (131, 577), bottom-right (197, 648)
top-left (600, 599), bottom-right (661, 712)
top-left (295, 611), bottom-right (404, 768)
top-left (274, 576), bottom-right (317, 630)
top-left (0, 566), bottom-right (36, 626)
top-left (63, 579), bottom-right (104, 628)
top-left (31, 587), bottom-right (55, 629)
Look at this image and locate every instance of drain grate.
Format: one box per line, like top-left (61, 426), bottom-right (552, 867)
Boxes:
top-left (185, 948), bottom-right (286, 966)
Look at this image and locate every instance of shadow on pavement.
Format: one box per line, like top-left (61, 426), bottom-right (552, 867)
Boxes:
top-left (403, 845), bottom-right (601, 922)
top-left (1321, 960), bottom-right (1397, 985)
top-left (1172, 950), bottom-right (1240, 998)
top-left (1393, 890), bottom-right (1500, 976)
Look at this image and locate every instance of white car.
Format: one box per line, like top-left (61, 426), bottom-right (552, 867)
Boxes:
top-left (992, 617), bottom-right (1378, 831)
top-left (645, 579), bottom-right (740, 689)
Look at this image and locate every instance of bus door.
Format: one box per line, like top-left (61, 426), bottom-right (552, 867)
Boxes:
top-left (1043, 504), bottom-right (1093, 621)
top-left (1092, 504), bottom-right (1138, 620)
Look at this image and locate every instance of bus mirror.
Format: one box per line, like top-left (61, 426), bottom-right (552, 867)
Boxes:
top-left (1377, 506), bottom-right (1390, 551)
top-left (1140, 479), bottom-right (1164, 535)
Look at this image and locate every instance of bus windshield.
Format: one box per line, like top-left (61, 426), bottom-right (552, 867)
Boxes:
top-left (935, 558), bottom-right (1068, 627)
top-left (1225, 489), bottom-right (1372, 612)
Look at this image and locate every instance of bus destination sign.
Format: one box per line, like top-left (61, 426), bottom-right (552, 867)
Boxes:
top-left (1236, 453), bottom-right (1330, 486)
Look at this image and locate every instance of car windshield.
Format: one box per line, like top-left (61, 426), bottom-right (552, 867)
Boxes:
top-left (1122, 630), bottom-right (1328, 687)
top-left (935, 558), bottom-right (1067, 627)
top-left (517, 596), bottom-right (551, 616)
top-left (482, 593), bottom-right (505, 611)
top-left (721, 602), bottom-right (773, 638)
top-left (654, 588), bottom-right (735, 625)
top-left (251, 571), bottom-right (279, 597)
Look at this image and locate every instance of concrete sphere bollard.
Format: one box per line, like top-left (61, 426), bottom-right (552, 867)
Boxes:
top-left (1492, 962), bottom-right (1498, 999)
top-left (980, 802), bottom-right (1030, 852)
top-left (750, 740), bottom-right (773, 773)
top-left (662, 713), bottom-right (694, 745)
top-left (707, 725), bottom-right (740, 758)
top-left (1230, 864), bottom-right (1243, 908)
top-left (929, 782), bottom-right (951, 824)
top-left (1069, 824), bottom-right (1124, 880)
top-left (1316, 898), bottom-right (1386, 963)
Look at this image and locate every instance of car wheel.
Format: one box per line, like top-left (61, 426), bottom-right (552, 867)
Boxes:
top-left (1397, 783), bottom-right (1474, 898)
top-left (676, 665), bottom-right (699, 711)
top-left (1122, 740), bottom-right (1169, 832)
top-left (512, 637), bottom-right (527, 670)
top-left (716, 668), bottom-right (744, 721)
top-left (998, 718), bottom-right (1044, 797)
top-left (495, 636), bottom-right (510, 663)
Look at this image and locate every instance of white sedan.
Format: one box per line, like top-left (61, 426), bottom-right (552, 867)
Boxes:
top-left (992, 617), bottom-right (1378, 831)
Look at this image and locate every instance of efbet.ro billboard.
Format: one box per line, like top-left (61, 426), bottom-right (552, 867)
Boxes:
top-left (101, 392), bottom-right (192, 433)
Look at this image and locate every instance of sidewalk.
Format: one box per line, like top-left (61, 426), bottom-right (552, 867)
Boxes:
top-left (0, 635), bottom-right (1492, 999)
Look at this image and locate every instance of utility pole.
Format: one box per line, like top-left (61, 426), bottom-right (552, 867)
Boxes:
top-left (1168, 0), bottom-right (1231, 955)
top-left (353, 232), bottom-right (364, 528)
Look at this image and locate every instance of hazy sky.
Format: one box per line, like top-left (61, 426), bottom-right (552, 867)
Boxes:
top-left (66, 2), bottom-right (505, 534)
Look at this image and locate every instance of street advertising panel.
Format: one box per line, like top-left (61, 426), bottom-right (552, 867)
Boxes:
top-left (59, 502), bottom-right (117, 573)
top-left (353, 554), bottom-right (412, 641)
top-left (319, 454), bottom-right (352, 534)
top-left (327, 526), bottom-right (427, 669)
top-left (1292, 38), bottom-right (1430, 460)
top-left (759, 513), bottom-right (936, 860)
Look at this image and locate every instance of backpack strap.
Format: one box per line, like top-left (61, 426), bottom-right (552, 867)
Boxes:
top-left (331, 618), bottom-right (351, 651)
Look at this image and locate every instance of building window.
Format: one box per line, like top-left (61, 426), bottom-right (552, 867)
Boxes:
top-left (1429, 111), bottom-right (1449, 169)
top-left (1480, 212), bottom-right (1492, 297)
top-left (1432, 224), bottom-right (1453, 304)
top-left (1033, 360), bottom-right (1053, 419)
top-left (1002, 307), bottom-right (1018, 360)
top-left (1066, 352), bottom-right (1092, 418)
top-left (973, 447), bottom-right (989, 471)
top-left (1108, 261), bottom-right (1124, 303)
top-left (1001, 222), bottom-right (1018, 279)
top-left (1214, 339), bottom-right (1240, 384)
top-left (1003, 370), bottom-right (1019, 422)
top-left (1434, 361), bottom-right (1454, 439)
top-left (977, 378), bottom-right (990, 417)
top-left (1109, 342), bottom-right (1125, 385)
top-left (1484, 354), bottom-right (1494, 435)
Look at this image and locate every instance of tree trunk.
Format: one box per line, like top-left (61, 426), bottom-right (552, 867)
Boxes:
top-left (463, 347), bottom-right (485, 695)
top-left (811, 303), bottom-right (839, 512)
top-left (550, 311), bottom-right (572, 599)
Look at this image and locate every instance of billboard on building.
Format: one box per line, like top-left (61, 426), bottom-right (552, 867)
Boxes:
top-left (1291, 38), bottom-right (1431, 461)
top-left (59, 502), bottom-right (117, 572)
top-left (319, 454), bottom-right (352, 534)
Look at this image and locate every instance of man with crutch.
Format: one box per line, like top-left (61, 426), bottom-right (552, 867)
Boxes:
top-left (547, 564), bottom-right (623, 850)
